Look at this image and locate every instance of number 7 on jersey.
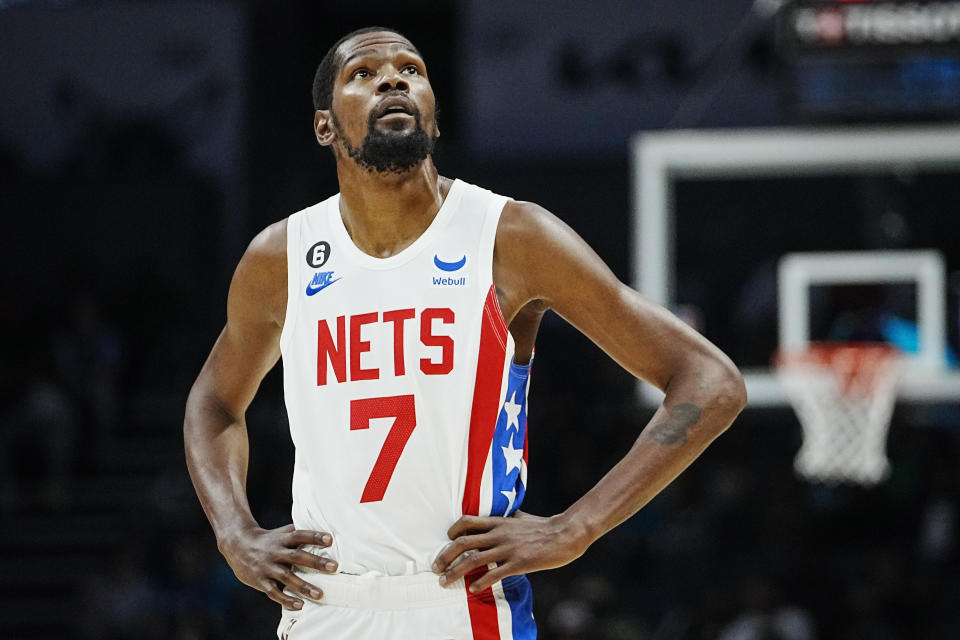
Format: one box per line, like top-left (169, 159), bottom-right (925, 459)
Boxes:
top-left (350, 395), bottom-right (417, 503)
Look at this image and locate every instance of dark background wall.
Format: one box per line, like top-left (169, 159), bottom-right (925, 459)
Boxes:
top-left (2, 1), bottom-right (959, 638)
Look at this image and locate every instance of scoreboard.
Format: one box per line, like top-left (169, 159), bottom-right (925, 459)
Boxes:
top-left (777, 0), bottom-right (960, 120)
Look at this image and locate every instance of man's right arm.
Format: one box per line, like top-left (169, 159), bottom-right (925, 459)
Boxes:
top-left (183, 220), bottom-right (336, 611)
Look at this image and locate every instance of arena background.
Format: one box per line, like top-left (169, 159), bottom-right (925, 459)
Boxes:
top-left (1, 1), bottom-right (959, 638)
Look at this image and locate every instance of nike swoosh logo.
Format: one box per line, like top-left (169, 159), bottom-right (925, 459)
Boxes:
top-left (305, 277), bottom-right (341, 296)
top-left (434, 254), bottom-right (466, 272)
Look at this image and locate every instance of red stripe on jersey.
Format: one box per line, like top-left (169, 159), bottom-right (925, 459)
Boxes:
top-left (462, 286), bottom-right (509, 637)
top-left (462, 285), bottom-right (509, 517)
top-left (465, 567), bottom-right (502, 639)
top-left (523, 426), bottom-right (529, 464)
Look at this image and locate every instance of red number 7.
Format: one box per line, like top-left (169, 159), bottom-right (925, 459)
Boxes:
top-left (350, 394), bottom-right (417, 503)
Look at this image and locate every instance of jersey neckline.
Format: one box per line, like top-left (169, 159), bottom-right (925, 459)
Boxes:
top-left (328, 178), bottom-right (465, 271)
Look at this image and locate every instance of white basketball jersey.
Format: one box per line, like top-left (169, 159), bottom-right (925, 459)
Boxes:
top-left (279, 179), bottom-right (531, 577)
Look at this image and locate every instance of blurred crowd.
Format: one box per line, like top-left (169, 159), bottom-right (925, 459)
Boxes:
top-left (1, 123), bottom-right (958, 636)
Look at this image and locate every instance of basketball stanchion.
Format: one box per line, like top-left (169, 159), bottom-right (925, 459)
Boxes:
top-left (775, 343), bottom-right (903, 486)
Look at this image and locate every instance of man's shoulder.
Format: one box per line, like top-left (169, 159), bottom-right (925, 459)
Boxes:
top-left (493, 198), bottom-right (590, 283)
top-left (234, 219), bottom-right (287, 292)
top-left (246, 218), bottom-right (288, 263)
top-left (496, 200), bottom-right (554, 245)
top-left (228, 219), bottom-right (288, 325)
top-left (492, 200), bottom-right (559, 278)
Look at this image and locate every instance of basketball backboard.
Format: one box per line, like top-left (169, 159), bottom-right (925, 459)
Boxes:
top-left (631, 126), bottom-right (960, 407)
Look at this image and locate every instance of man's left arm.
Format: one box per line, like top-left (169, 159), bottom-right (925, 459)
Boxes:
top-left (432, 201), bottom-right (747, 592)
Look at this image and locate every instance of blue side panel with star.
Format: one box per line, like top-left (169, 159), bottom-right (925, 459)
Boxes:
top-left (490, 361), bottom-right (530, 517)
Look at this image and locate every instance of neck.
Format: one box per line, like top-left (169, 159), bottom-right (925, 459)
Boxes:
top-left (335, 157), bottom-right (449, 258)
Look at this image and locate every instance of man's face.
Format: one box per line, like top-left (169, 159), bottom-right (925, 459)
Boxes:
top-left (324, 31), bottom-right (439, 174)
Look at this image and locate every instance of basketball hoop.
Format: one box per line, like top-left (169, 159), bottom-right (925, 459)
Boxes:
top-left (775, 343), bottom-right (903, 486)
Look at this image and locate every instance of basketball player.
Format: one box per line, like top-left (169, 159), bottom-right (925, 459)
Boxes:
top-left (184, 27), bottom-right (747, 639)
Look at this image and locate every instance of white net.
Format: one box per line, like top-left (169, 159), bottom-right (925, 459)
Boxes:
top-left (776, 344), bottom-right (902, 486)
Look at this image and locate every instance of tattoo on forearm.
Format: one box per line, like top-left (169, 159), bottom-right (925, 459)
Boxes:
top-left (649, 403), bottom-right (702, 446)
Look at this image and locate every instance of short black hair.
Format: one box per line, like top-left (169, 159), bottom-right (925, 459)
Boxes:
top-left (312, 26), bottom-right (418, 111)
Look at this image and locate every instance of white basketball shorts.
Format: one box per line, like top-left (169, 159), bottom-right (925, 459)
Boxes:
top-left (277, 570), bottom-right (536, 639)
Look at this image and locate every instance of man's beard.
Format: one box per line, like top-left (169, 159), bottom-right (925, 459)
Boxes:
top-left (333, 107), bottom-right (438, 175)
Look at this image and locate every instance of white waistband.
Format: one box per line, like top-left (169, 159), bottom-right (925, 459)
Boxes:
top-left (291, 571), bottom-right (468, 610)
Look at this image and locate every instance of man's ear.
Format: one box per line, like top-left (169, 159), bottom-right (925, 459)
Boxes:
top-left (314, 110), bottom-right (336, 146)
